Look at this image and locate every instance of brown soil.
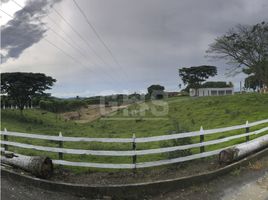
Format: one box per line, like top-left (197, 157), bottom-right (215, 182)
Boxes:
top-left (61, 104), bottom-right (128, 123)
top-left (3, 155), bottom-right (268, 200)
top-left (51, 157), bottom-right (220, 185)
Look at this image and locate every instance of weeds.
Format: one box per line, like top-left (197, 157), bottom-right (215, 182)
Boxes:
top-left (230, 168), bottom-right (241, 176)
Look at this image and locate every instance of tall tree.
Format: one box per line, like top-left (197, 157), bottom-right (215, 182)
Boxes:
top-left (244, 75), bottom-right (262, 91)
top-left (179, 65), bottom-right (217, 94)
top-left (243, 60), bottom-right (268, 88)
top-left (147, 85), bottom-right (165, 99)
top-left (207, 21), bottom-right (268, 86)
top-left (1, 72), bottom-right (56, 114)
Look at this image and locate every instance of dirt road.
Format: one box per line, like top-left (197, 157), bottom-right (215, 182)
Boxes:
top-left (0, 177), bottom-right (86, 200)
top-left (221, 172), bottom-right (268, 200)
top-left (154, 157), bottom-right (268, 200)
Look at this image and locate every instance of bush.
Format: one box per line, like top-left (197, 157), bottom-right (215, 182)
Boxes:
top-left (39, 99), bottom-right (87, 113)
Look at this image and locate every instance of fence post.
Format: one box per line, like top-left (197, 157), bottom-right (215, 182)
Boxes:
top-left (132, 133), bottom-right (137, 171)
top-left (3, 128), bottom-right (8, 151)
top-left (246, 121), bottom-right (250, 142)
top-left (58, 132), bottom-right (63, 160)
top-left (200, 126), bottom-right (205, 153)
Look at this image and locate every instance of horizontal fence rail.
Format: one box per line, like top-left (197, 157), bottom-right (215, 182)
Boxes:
top-left (52, 148), bottom-right (229, 169)
top-left (1, 119), bottom-right (268, 143)
top-left (1, 118), bottom-right (268, 169)
top-left (1, 127), bottom-right (268, 157)
top-left (0, 147), bottom-right (230, 169)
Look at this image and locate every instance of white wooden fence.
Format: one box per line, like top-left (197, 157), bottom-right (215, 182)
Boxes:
top-left (1, 119), bottom-right (268, 169)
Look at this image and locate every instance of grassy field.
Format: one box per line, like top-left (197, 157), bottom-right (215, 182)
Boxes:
top-left (1, 93), bottom-right (268, 172)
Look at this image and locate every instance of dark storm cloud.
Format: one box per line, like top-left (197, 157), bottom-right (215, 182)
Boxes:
top-left (77, 0), bottom-right (268, 90)
top-left (91, 0), bottom-right (267, 66)
top-left (0, 0), bottom-right (61, 63)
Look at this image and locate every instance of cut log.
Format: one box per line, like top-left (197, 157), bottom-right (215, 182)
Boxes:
top-left (219, 134), bottom-right (268, 164)
top-left (1, 152), bottom-right (53, 178)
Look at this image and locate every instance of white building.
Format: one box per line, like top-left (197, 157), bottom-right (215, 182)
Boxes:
top-left (189, 87), bottom-right (234, 97)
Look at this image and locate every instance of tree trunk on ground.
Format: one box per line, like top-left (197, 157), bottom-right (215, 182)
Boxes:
top-left (1, 152), bottom-right (53, 178)
top-left (219, 134), bottom-right (268, 164)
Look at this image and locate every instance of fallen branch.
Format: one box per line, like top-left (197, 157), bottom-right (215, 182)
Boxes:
top-left (1, 151), bottom-right (53, 179)
top-left (219, 134), bottom-right (268, 164)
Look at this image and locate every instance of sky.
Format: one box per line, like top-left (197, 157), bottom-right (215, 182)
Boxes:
top-left (1, 0), bottom-right (268, 97)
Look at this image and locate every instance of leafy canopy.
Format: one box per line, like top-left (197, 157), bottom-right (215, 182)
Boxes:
top-left (207, 21), bottom-right (268, 86)
top-left (244, 75), bottom-right (262, 91)
top-left (202, 81), bottom-right (233, 88)
top-left (179, 65), bottom-right (217, 91)
top-left (147, 85), bottom-right (165, 99)
top-left (1, 72), bottom-right (56, 111)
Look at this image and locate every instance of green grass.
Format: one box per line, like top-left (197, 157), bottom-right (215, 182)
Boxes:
top-left (1, 93), bottom-right (268, 172)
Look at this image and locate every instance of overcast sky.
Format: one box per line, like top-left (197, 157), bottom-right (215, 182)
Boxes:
top-left (1, 0), bottom-right (268, 97)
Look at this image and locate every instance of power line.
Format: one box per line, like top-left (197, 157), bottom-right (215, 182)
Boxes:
top-left (72, 0), bottom-right (120, 65)
top-left (0, 9), bottom-right (82, 67)
top-left (43, 37), bottom-right (89, 69)
top-left (12, 0), bottom-right (96, 65)
top-left (12, 0), bottom-right (78, 48)
top-left (13, 1), bottom-right (95, 64)
top-left (10, 1), bottom-right (94, 68)
top-left (72, 0), bottom-right (129, 79)
top-left (10, 0), bottom-right (22, 9)
top-left (47, 27), bottom-right (121, 83)
top-left (0, 9), bottom-right (116, 85)
top-left (11, 0), bottom-right (87, 61)
top-left (10, 0), bottom-right (120, 84)
top-left (11, 1), bottom-right (95, 64)
top-left (52, 6), bottom-right (127, 83)
top-left (44, 37), bottom-right (117, 85)
top-left (0, 8), bottom-right (13, 18)
top-left (52, 7), bottom-right (112, 68)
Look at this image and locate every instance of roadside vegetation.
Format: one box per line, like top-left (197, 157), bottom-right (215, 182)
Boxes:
top-left (1, 93), bottom-right (268, 172)
top-left (1, 21), bottom-right (267, 173)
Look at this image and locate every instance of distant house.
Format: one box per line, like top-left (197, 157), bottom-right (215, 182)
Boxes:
top-left (189, 81), bottom-right (234, 97)
top-left (167, 92), bottom-right (180, 97)
top-left (190, 87), bottom-right (234, 97)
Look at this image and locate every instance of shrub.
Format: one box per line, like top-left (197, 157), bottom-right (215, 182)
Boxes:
top-left (39, 99), bottom-right (87, 113)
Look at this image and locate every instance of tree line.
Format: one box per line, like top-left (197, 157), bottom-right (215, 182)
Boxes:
top-left (0, 72), bottom-right (167, 114)
top-left (39, 99), bottom-right (87, 113)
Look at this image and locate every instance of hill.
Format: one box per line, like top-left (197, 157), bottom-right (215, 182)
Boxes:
top-left (3, 93), bottom-right (268, 136)
top-left (1, 93), bottom-right (268, 171)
